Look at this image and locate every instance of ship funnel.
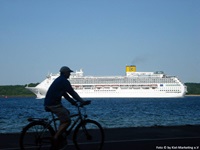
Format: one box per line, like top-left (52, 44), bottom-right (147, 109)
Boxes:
top-left (126, 65), bottom-right (136, 72)
top-left (126, 65), bottom-right (136, 76)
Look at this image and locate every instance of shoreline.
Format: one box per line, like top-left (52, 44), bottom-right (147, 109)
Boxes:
top-left (0, 95), bottom-right (35, 98)
top-left (1, 94), bottom-right (200, 99)
top-left (185, 94), bottom-right (200, 96)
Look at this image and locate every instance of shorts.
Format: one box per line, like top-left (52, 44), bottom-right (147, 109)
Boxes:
top-left (46, 104), bottom-right (70, 123)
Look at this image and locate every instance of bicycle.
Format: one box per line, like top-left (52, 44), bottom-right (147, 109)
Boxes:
top-left (19, 101), bottom-right (104, 150)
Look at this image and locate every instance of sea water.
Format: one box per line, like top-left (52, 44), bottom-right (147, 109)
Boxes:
top-left (0, 96), bottom-right (200, 133)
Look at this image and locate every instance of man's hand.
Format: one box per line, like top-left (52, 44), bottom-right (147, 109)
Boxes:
top-left (81, 100), bottom-right (91, 106)
top-left (71, 100), bottom-right (77, 106)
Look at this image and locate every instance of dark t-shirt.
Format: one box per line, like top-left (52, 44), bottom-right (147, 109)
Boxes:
top-left (44, 74), bottom-right (80, 106)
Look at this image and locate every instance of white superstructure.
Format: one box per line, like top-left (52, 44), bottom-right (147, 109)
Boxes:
top-left (26, 66), bottom-right (187, 99)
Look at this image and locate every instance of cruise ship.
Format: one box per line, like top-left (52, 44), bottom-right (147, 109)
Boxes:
top-left (26, 66), bottom-right (187, 99)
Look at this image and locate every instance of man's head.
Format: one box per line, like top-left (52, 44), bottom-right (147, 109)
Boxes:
top-left (60, 66), bottom-right (73, 78)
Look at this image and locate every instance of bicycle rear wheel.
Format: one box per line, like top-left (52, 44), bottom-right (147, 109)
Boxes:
top-left (73, 119), bottom-right (104, 150)
top-left (19, 121), bottom-right (55, 150)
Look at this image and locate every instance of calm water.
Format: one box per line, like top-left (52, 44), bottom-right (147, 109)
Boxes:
top-left (0, 96), bottom-right (200, 133)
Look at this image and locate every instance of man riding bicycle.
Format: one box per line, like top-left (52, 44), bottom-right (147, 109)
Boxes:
top-left (44, 66), bottom-right (90, 149)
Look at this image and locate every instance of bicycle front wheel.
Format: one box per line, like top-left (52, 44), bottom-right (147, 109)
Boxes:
top-left (73, 119), bottom-right (104, 150)
top-left (19, 121), bottom-right (55, 150)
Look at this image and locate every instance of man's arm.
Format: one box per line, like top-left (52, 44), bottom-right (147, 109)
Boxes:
top-left (63, 92), bottom-right (77, 105)
top-left (65, 80), bottom-right (85, 103)
top-left (70, 90), bottom-right (84, 102)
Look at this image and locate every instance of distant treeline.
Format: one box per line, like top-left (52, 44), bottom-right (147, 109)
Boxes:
top-left (0, 83), bottom-right (200, 97)
top-left (0, 83), bottom-right (39, 97)
top-left (185, 83), bottom-right (200, 95)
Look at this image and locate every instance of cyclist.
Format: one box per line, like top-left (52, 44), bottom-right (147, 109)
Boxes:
top-left (44, 66), bottom-right (90, 149)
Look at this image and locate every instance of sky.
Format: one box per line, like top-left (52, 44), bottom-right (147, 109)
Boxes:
top-left (0, 0), bottom-right (200, 85)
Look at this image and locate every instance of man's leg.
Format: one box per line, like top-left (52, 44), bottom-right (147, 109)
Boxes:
top-left (54, 122), bottom-right (69, 139)
top-left (52, 107), bottom-right (71, 149)
top-left (46, 105), bottom-right (71, 146)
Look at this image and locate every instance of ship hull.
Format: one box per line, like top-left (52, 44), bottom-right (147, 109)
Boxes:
top-left (77, 91), bottom-right (185, 98)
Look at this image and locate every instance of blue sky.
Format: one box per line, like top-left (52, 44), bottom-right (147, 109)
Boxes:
top-left (0, 0), bottom-right (199, 85)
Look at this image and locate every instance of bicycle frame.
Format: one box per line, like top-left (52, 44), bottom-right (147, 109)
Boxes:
top-left (40, 104), bottom-right (88, 137)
